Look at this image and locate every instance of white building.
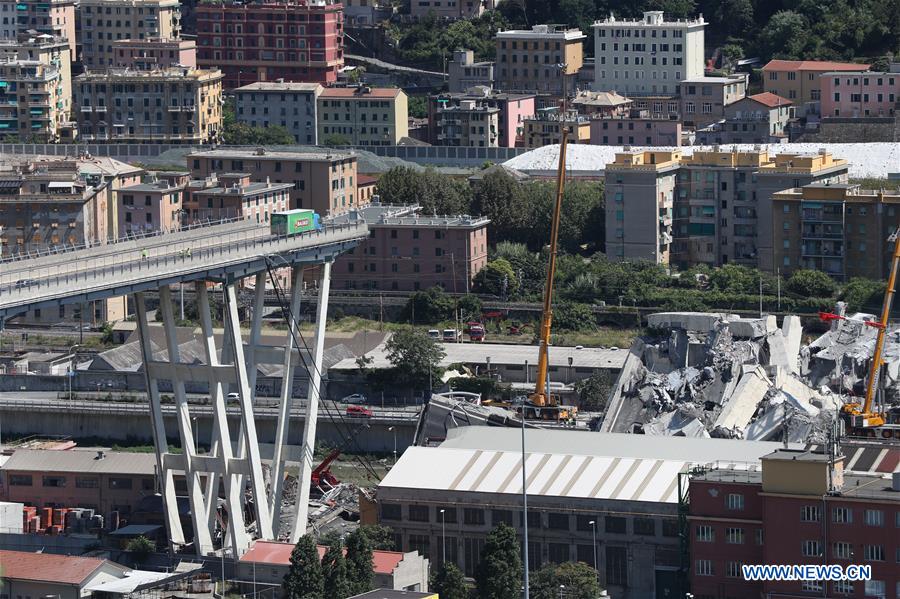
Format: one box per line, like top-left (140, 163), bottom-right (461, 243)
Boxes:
top-left (592, 10), bottom-right (706, 96)
top-left (234, 81), bottom-right (322, 145)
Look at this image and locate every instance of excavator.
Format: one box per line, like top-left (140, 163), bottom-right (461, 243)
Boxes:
top-left (823, 227), bottom-right (900, 439)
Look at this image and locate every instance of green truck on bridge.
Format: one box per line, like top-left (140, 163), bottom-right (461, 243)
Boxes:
top-left (270, 209), bottom-right (322, 236)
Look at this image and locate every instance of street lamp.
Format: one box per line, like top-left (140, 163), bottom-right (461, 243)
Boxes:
top-left (558, 584), bottom-right (565, 599)
top-left (388, 426), bottom-right (397, 464)
top-left (440, 509), bottom-right (446, 563)
top-left (191, 416), bottom-right (199, 455)
top-left (589, 520), bottom-right (598, 579)
top-left (68, 344), bottom-right (81, 402)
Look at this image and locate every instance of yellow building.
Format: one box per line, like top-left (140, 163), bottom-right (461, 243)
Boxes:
top-left (317, 86), bottom-right (408, 146)
top-left (0, 60), bottom-right (69, 141)
top-left (75, 67), bottom-right (223, 144)
top-left (521, 111), bottom-right (590, 148)
top-left (495, 25), bottom-right (584, 96)
top-left (78, 0), bottom-right (182, 68)
top-left (0, 0), bottom-right (76, 55)
top-left (761, 59), bottom-right (867, 118)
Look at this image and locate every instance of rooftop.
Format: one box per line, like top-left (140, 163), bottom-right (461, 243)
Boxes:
top-left (239, 540), bottom-right (407, 574)
top-left (348, 592), bottom-right (437, 599)
top-left (496, 24), bottom-right (585, 41)
top-left (0, 550), bottom-right (122, 585)
top-left (745, 91), bottom-right (792, 108)
top-left (235, 81), bottom-right (321, 93)
top-left (193, 181), bottom-right (294, 196)
top-left (680, 76), bottom-right (746, 84)
top-left (593, 11), bottom-right (706, 27)
top-left (120, 180), bottom-right (184, 193)
top-left (77, 67), bottom-right (223, 80)
top-left (762, 59), bottom-right (869, 72)
top-left (319, 87), bottom-right (403, 99)
top-left (1, 448), bottom-right (156, 475)
top-left (187, 148), bottom-right (356, 162)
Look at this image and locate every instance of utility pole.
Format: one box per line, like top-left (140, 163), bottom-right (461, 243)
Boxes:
top-left (777, 268), bottom-right (782, 311)
top-left (759, 274), bottom-right (763, 317)
top-left (379, 293), bottom-right (384, 331)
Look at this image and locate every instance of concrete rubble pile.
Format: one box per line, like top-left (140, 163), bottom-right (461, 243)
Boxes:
top-left (599, 312), bottom-right (840, 443)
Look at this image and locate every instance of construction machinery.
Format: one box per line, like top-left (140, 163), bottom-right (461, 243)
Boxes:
top-left (310, 424), bottom-right (369, 492)
top-left (835, 227), bottom-right (900, 437)
top-left (522, 128), bottom-right (577, 422)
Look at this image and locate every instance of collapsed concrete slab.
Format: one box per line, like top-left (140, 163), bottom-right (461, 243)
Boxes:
top-left (647, 312), bottom-right (730, 332)
top-left (714, 365), bottom-right (770, 433)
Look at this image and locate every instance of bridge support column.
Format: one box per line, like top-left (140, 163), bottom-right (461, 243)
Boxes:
top-left (291, 260), bottom-right (332, 543)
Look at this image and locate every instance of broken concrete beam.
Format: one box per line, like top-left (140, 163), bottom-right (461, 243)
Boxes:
top-left (647, 312), bottom-right (728, 333)
top-left (728, 317), bottom-right (776, 339)
top-left (768, 330), bottom-right (794, 375)
top-left (714, 365), bottom-right (771, 431)
top-left (744, 404), bottom-right (785, 441)
top-left (782, 315), bottom-right (802, 365)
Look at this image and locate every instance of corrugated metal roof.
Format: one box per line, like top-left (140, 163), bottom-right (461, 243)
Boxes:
top-left (1, 449), bottom-right (156, 475)
top-left (0, 550), bottom-right (124, 584)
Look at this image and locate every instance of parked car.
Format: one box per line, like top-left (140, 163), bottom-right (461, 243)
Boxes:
top-left (442, 328), bottom-right (460, 342)
top-left (342, 393), bottom-right (367, 405)
top-left (427, 329), bottom-right (441, 339)
top-left (227, 392), bottom-right (240, 399)
top-left (346, 405), bottom-right (373, 418)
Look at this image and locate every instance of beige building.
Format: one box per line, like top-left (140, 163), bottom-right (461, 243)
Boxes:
top-left (235, 81), bottom-right (321, 144)
top-left (78, 0), bottom-right (181, 68)
top-left (0, 0), bottom-right (76, 55)
top-left (0, 53), bottom-right (71, 142)
top-left (522, 111), bottom-right (591, 147)
top-left (761, 59), bottom-right (868, 118)
top-left (435, 99), bottom-right (500, 147)
top-left (495, 25), bottom-right (584, 95)
top-left (447, 49), bottom-right (494, 93)
top-left (679, 74), bottom-right (747, 128)
top-left (75, 67), bottom-right (223, 144)
top-left (317, 86), bottom-right (408, 146)
top-left (409, 0), bottom-right (489, 20)
top-left (111, 37), bottom-right (196, 69)
top-left (117, 173), bottom-right (187, 235)
top-left (773, 183), bottom-right (899, 281)
top-left (187, 148), bottom-right (361, 217)
top-left (188, 172), bottom-right (292, 224)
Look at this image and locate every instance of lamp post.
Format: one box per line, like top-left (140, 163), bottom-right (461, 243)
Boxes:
top-left (440, 509), bottom-right (446, 563)
top-left (558, 584), bottom-right (565, 599)
top-left (589, 519), bottom-right (598, 579)
top-left (521, 407), bottom-right (530, 599)
top-left (68, 344), bottom-right (80, 402)
top-left (388, 426), bottom-right (397, 464)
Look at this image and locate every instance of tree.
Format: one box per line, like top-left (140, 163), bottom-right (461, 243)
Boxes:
top-left (282, 535), bottom-right (324, 599)
top-left (786, 269), bottom-right (837, 298)
top-left (473, 258), bottom-right (518, 297)
top-left (552, 302), bottom-right (596, 332)
top-left (431, 562), bottom-right (469, 599)
top-left (99, 321), bottom-right (114, 345)
top-left (457, 294), bottom-right (484, 321)
top-left (376, 166), bottom-right (472, 215)
top-left (322, 543), bottom-right (351, 599)
top-left (575, 371), bottom-right (614, 411)
top-left (345, 528), bottom-right (375, 596)
top-left (356, 524), bottom-right (397, 550)
top-left (758, 11), bottom-right (810, 59)
top-left (408, 95), bottom-right (428, 118)
top-left (713, 0), bottom-right (754, 41)
top-left (385, 327), bottom-right (446, 392)
top-left (403, 286), bottom-right (456, 323)
top-left (840, 277), bottom-right (885, 312)
top-left (125, 535), bottom-right (155, 562)
top-left (494, 242), bottom-right (544, 297)
top-left (321, 133), bottom-right (352, 146)
top-left (531, 562), bottom-right (601, 599)
top-left (472, 170), bottom-right (531, 244)
top-left (475, 523), bottom-right (522, 599)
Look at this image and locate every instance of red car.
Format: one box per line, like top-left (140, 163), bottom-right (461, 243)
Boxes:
top-left (346, 405), bottom-right (373, 418)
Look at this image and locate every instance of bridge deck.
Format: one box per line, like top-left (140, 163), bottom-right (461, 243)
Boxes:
top-left (0, 219), bottom-right (368, 320)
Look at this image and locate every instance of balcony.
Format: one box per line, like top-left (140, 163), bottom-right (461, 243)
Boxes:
top-left (79, 106), bottom-right (92, 113)
top-left (94, 105), bottom-right (107, 112)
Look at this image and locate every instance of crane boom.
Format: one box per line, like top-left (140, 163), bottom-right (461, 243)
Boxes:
top-left (530, 128), bottom-right (569, 407)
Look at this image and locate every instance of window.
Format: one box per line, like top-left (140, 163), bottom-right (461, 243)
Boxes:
top-left (801, 505), bottom-right (821, 522)
top-left (437, 507), bottom-right (457, 523)
top-left (662, 519), bottom-right (679, 537)
top-left (802, 540), bottom-right (821, 557)
top-left (696, 524), bottom-right (716, 543)
top-left (463, 537), bottom-right (485, 577)
top-left (633, 518), bottom-right (655, 536)
top-left (463, 508), bottom-right (484, 526)
top-left (605, 516), bottom-right (626, 534)
top-left (548, 542), bottom-right (569, 563)
top-left (8, 475), bottom-right (32, 486)
top-left (833, 541), bottom-right (852, 559)
top-left (548, 513), bottom-right (569, 530)
top-left (864, 545), bottom-right (884, 561)
top-left (833, 507), bottom-right (852, 523)
top-left (726, 562), bottom-right (743, 578)
top-left (409, 533), bottom-right (430, 559)
top-left (75, 477), bottom-right (99, 488)
top-left (492, 509), bottom-right (513, 526)
top-left (606, 546), bottom-right (628, 585)
top-left (802, 581), bottom-right (823, 592)
top-left (833, 580), bottom-right (853, 595)
top-left (865, 509), bottom-right (884, 526)
top-left (109, 477), bottom-right (132, 489)
top-left (864, 580), bottom-right (885, 597)
top-left (42, 477), bottom-right (66, 488)
top-left (576, 515), bottom-right (597, 531)
top-left (695, 559), bottom-right (713, 576)
top-left (409, 505), bottom-right (429, 522)
top-left (726, 527), bottom-right (745, 544)
top-left (381, 503), bottom-right (401, 520)
top-left (727, 493), bottom-right (744, 510)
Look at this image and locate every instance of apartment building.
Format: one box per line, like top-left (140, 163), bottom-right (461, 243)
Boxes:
top-left (679, 74), bottom-right (747, 128)
top-left (772, 183), bottom-right (900, 280)
top-left (317, 86), bottom-right (408, 145)
top-left (570, 90), bottom-right (631, 117)
top-left (75, 67), bottom-right (223, 144)
top-left (762, 59), bottom-right (868, 118)
top-left (0, 0), bottom-right (76, 54)
top-left (429, 87), bottom-right (534, 147)
top-left (447, 49), bottom-right (494, 93)
top-left (604, 149), bottom-right (677, 264)
top-left (116, 172), bottom-right (188, 235)
top-left (331, 204), bottom-right (488, 293)
top-left (188, 173), bottom-right (292, 223)
top-left (522, 111), bottom-right (590, 147)
top-left (590, 111), bottom-right (682, 146)
top-left (820, 70), bottom-right (900, 117)
top-left (696, 92), bottom-right (792, 145)
top-left (187, 148), bottom-right (360, 216)
top-left (409, 0), bottom-right (489, 20)
top-left (235, 81), bottom-right (321, 144)
top-left (592, 11), bottom-right (705, 96)
top-left (195, 0), bottom-right (344, 89)
top-left (111, 37), bottom-right (196, 69)
top-left (604, 148), bottom-right (849, 270)
top-left (0, 60), bottom-right (70, 142)
top-left (78, 0), bottom-right (181, 69)
top-left (689, 448), bottom-right (900, 599)
top-left (342, 0), bottom-right (391, 26)
top-left (495, 25), bottom-right (584, 95)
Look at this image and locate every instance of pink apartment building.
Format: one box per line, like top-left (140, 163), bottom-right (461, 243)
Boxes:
top-left (112, 38), bottom-right (197, 70)
top-left (819, 70), bottom-right (900, 117)
top-left (117, 172), bottom-right (190, 236)
top-left (429, 88), bottom-right (535, 148)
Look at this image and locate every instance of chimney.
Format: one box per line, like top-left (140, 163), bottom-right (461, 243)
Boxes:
top-left (96, 450), bottom-right (105, 460)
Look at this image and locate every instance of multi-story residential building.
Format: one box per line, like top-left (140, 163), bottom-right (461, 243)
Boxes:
top-left (78, 0), bottom-right (182, 69)
top-left (409, 0), bottom-right (490, 20)
top-left (447, 49), bottom-right (494, 93)
top-left (605, 149), bottom-right (676, 264)
top-left (695, 92), bottom-right (792, 145)
top-left (111, 37), bottom-right (196, 69)
top-left (317, 86), bottom-right (408, 146)
top-left (689, 448), bottom-right (900, 599)
top-left (331, 204), bottom-right (488, 293)
top-left (590, 111), bottom-right (682, 146)
top-left (522, 111), bottom-right (590, 147)
top-left (429, 87), bottom-right (534, 147)
top-left (0, 60), bottom-right (70, 142)
top-left (116, 172), bottom-right (189, 235)
top-left (604, 148), bottom-right (849, 270)
top-left (188, 172), bottom-right (292, 224)
top-left (762, 59), bottom-right (868, 118)
top-left (678, 74), bottom-right (747, 128)
top-left (187, 148), bottom-right (360, 216)
top-left (75, 67), bottom-right (223, 144)
top-left (0, 0), bottom-right (76, 54)
top-left (772, 182), bottom-right (900, 280)
top-left (819, 70), bottom-right (900, 117)
top-left (195, 0), bottom-right (344, 89)
top-left (592, 11), bottom-right (705, 96)
top-left (235, 81), bottom-right (321, 144)
top-left (495, 25), bottom-right (584, 96)
top-left (570, 89), bottom-right (631, 117)
top-left (342, 0), bottom-right (391, 26)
